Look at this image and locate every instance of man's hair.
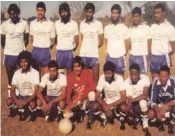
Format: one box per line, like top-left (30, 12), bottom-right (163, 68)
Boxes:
top-left (111, 4), bottom-right (121, 14)
top-left (159, 65), bottom-right (170, 75)
top-left (59, 3), bottom-right (71, 16)
top-left (129, 63), bottom-right (140, 72)
top-left (18, 51), bottom-right (32, 68)
top-left (73, 56), bottom-right (84, 68)
top-left (155, 3), bottom-right (165, 12)
top-left (48, 60), bottom-right (59, 70)
top-left (8, 4), bottom-right (20, 15)
top-left (36, 2), bottom-right (46, 11)
top-left (103, 61), bottom-right (115, 73)
top-left (132, 7), bottom-right (142, 15)
top-left (85, 3), bottom-right (95, 12)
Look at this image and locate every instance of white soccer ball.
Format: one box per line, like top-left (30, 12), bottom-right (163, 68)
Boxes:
top-left (58, 118), bottom-right (72, 134)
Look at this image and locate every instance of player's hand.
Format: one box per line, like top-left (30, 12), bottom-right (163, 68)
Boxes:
top-left (50, 45), bottom-right (53, 50)
top-left (43, 104), bottom-right (49, 114)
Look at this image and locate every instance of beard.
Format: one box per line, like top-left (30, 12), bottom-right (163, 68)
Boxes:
top-left (86, 16), bottom-right (93, 22)
top-left (111, 18), bottom-right (119, 25)
top-left (61, 15), bottom-right (70, 24)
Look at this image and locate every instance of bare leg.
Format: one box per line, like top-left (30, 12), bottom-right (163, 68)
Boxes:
top-left (92, 64), bottom-right (99, 82)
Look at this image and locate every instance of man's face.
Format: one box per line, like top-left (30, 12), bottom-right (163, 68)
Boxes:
top-left (154, 8), bottom-right (165, 23)
top-left (37, 7), bottom-right (45, 19)
top-left (104, 70), bottom-right (114, 83)
top-left (60, 10), bottom-right (70, 23)
top-left (111, 9), bottom-right (120, 24)
top-left (73, 63), bottom-right (82, 76)
top-left (20, 59), bottom-right (28, 71)
top-left (85, 9), bottom-right (94, 22)
top-left (130, 69), bottom-right (140, 84)
top-left (49, 67), bottom-right (58, 80)
top-left (132, 13), bottom-right (141, 26)
top-left (9, 10), bottom-right (19, 23)
top-left (159, 71), bottom-right (169, 86)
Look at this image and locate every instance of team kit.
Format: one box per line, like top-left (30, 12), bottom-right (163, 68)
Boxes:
top-left (1, 2), bottom-right (175, 136)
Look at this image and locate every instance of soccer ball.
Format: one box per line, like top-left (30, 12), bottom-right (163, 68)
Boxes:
top-left (58, 118), bottom-right (72, 134)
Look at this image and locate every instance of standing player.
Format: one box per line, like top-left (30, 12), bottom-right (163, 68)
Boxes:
top-left (5, 51), bottom-right (39, 122)
top-left (149, 65), bottom-right (175, 134)
top-left (128, 7), bottom-right (151, 74)
top-left (80, 3), bottom-right (104, 81)
top-left (150, 3), bottom-right (175, 78)
top-left (37, 60), bottom-right (67, 122)
top-left (30, 2), bottom-right (56, 76)
top-left (86, 61), bottom-right (126, 129)
top-left (55, 3), bottom-right (79, 75)
top-left (122, 63), bottom-right (151, 136)
top-left (104, 4), bottom-right (129, 77)
top-left (1, 4), bottom-right (29, 97)
top-left (65, 56), bottom-right (96, 124)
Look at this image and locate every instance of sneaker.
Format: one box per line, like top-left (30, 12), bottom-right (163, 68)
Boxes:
top-left (143, 128), bottom-right (151, 136)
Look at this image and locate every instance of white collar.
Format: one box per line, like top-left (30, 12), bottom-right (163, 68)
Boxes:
top-left (157, 79), bottom-right (171, 86)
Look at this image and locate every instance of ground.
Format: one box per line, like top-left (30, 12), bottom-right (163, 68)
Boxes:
top-left (1, 41), bottom-right (175, 136)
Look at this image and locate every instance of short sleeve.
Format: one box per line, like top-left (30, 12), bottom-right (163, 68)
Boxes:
top-left (142, 75), bottom-right (150, 87)
top-left (73, 22), bottom-right (79, 36)
top-left (24, 22), bottom-right (29, 33)
top-left (98, 22), bottom-right (103, 35)
top-left (12, 71), bottom-right (18, 86)
top-left (120, 81), bottom-right (127, 92)
top-left (96, 75), bottom-right (105, 92)
top-left (1, 22), bottom-right (6, 35)
top-left (39, 74), bottom-right (48, 88)
top-left (50, 22), bottom-right (56, 39)
top-left (124, 26), bottom-right (129, 39)
top-left (118, 77), bottom-right (125, 91)
top-left (146, 26), bottom-right (151, 40)
top-left (168, 26), bottom-right (175, 41)
top-left (80, 22), bottom-right (83, 34)
top-left (60, 74), bottom-right (67, 88)
top-left (29, 22), bottom-right (34, 35)
top-left (33, 71), bottom-right (40, 85)
top-left (104, 26), bottom-right (108, 39)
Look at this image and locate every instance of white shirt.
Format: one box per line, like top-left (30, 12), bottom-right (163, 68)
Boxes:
top-left (55, 19), bottom-right (79, 50)
top-left (1, 19), bottom-right (29, 55)
top-left (12, 68), bottom-right (39, 96)
top-left (97, 74), bottom-right (125, 104)
top-left (129, 24), bottom-right (151, 56)
top-left (104, 23), bottom-right (129, 58)
top-left (39, 73), bottom-right (67, 96)
top-left (30, 19), bottom-right (56, 48)
top-left (80, 19), bottom-right (103, 58)
top-left (151, 19), bottom-right (175, 55)
top-left (121, 74), bottom-right (150, 98)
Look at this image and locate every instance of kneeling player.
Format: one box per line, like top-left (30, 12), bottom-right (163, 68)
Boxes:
top-left (86, 61), bottom-right (126, 129)
top-left (122, 63), bottom-right (151, 136)
top-left (37, 60), bottom-right (67, 122)
top-left (149, 65), bottom-right (175, 134)
top-left (64, 56), bottom-right (96, 126)
top-left (6, 51), bottom-right (39, 122)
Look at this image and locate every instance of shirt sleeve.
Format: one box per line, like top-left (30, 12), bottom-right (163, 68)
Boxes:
top-left (146, 26), bottom-right (151, 40)
top-left (60, 74), bottom-right (67, 88)
top-left (143, 76), bottom-right (150, 87)
top-left (168, 26), bottom-right (175, 42)
top-left (80, 22), bottom-right (83, 34)
top-left (1, 22), bottom-right (6, 35)
top-left (98, 22), bottom-right (103, 35)
top-left (29, 22), bottom-right (34, 35)
top-left (39, 74), bottom-right (47, 88)
top-left (124, 26), bottom-right (129, 40)
top-left (50, 22), bottom-right (56, 39)
top-left (33, 71), bottom-right (40, 85)
top-left (74, 22), bottom-right (79, 36)
top-left (96, 75), bottom-right (104, 92)
top-left (119, 77), bottom-right (125, 91)
top-left (12, 71), bottom-right (18, 86)
top-left (104, 26), bottom-right (108, 39)
top-left (151, 79), bottom-right (158, 107)
top-left (24, 22), bottom-right (29, 34)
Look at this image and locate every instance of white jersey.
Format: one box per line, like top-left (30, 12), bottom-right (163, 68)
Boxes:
top-left (55, 19), bottom-right (79, 50)
top-left (80, 19), bottom-right (103, 58)
top-left (12, 68), bottom-right (39, 96)
top-left (39, 73), bottom-right (67, 96)
top-left (1, 19), bottom-right (29, 55)
top-left (97, 74), bottom-right (125, 104)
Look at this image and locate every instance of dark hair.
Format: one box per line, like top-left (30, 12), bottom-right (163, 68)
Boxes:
top-left (129, 63), bottom-right (140, 72)
top-left (132, 7), bottom-right (142, 15)
top-left (155, 3), bottom-right (165, 12)
top-left (7, 4), bottom-right (20, 15)
top-left (111, 4), bottom-right (121, 14)
top-left (73, 56), bottom-right (84, 68)
top-left (18, 51), bottom-right (32, 68)
top-left (59, 3), bottom-right (71, 16)
top-left (36, 2), bottom-right (46, 11)
top-left (159, 65), bottom-right (170, 75)
top-left (48, 60), bottom-right (59, 70)
top-left (103, 61), bottom-right (115, 73)
top-left (85, 3), bottom-right (95, 12)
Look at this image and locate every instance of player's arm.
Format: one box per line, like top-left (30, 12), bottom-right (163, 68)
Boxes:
top-left (73, 34), bottom-right (79, 51)
top-left (125, 38), bottom-right (131, 55)
top-left (24, 33), bottom-right (29, 47)
top-left (110, 90), bottom-right (127, 107)
top-left (147, 39), bottom-right (152, 66)
top-left (49, 87), bottom-right (66, 104)
top-left (96, 91), bottom-right (107, 107)
top-left (11, 85), bottom-right (19, 103)
top-left (170, 41), bottom-right (175, 55)
top-left (1, 34), bottom-right (5, 49)
top-left (151, 81), bottom-right (160, 111)
top-left (37, 87), bottom-right (47, 105)
top-left (98, 33), bottom-right (104, 48)
top-left (50, 23), bottom-right (56, 49)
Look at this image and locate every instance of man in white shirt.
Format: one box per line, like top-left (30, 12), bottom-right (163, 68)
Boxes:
top-left (128, 7), bottom-right (151, 74)
top-left (37, 60), bottom-right (67, 122)
top-left (30, 2), bottom-right (56, 76)
top-left (80, 3), bottom-right (104, 81)
top-left (1, 4), bottom-right (29, 97)
top-left (55, 3), bottom-right (79, 75)
top-left (121, 63), bottom-right (151, 136)
top-left (86, 61), bottom-right (126, 129)
top-left (104, 4), bottom-right (129, 77)
top-left (6, 51), bottom-right (39, 122)
top-left (150, 3), bottom-right (175, 79)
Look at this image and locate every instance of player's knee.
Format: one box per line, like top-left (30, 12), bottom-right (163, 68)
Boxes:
top-left (148, 109), bottom-right (156, 120)
top-left (29, 101), bottom-right (36, 110)
top-left (6, 97), bottom-right (13, 107)
top-left (120, 103), bottom-right (127, 113)
top-left (139, 100), bottom-right (148, 113)
top-left (91, 102), bottom-right (100, 112)
top-left (88, 91), bottom-right (96, 102)
top-left (58, 101), bottom-right (65, 110)
top-left (36, 99), bottom-right (42, 108)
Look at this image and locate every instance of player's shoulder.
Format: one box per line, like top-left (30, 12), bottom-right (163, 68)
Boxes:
top-left (114, 74), bottom-right (124, 82)
top-left (55, 19), bottom-right (61, 24)
top-left (94, 19), bottom-right (102, 25)
top-left (99, 74), bottom-right (105, 81)
top-left (169, 76), bottom-right (175, 83)
top-left (140, 74), bottom-right (149, 80)
top-left (14, 68), bottom-right (23, 75)
top-left (31, 68), bottom-right (39, 75)
top-left (118, 23), bottom-right (128, 28)
top-left (1, 19), bottom-right (10, 26)
top-left (83, 68), bottom-right (93, 75)
top-left (59, 72), bottom-right (66, 79)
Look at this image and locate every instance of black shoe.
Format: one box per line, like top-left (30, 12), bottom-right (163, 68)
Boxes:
top-left (159, 123), bottom-right (165, 131)
top-left (120, 121), bottom-right (125, 130)
top-left (26, 115), bottom-right (36, 122)
top-left (101, 119), bottom-right (107, 128)
top-left (19, 112), bottom-right (26, 121)
top-left (86, 122), bottom-right (92, 129)
top-left (168, 123), bottom-right (174, 134)
top-left (143, 128), bottom-right (151, 136)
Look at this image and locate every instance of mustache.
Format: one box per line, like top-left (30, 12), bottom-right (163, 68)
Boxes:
top-left (61, 15), bottom-right (70, 23)
top-left (111, 18), bottom-right (119, 24)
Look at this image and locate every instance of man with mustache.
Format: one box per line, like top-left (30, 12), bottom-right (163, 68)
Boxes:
top-left (55, 3), bottom-right (79, 75)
